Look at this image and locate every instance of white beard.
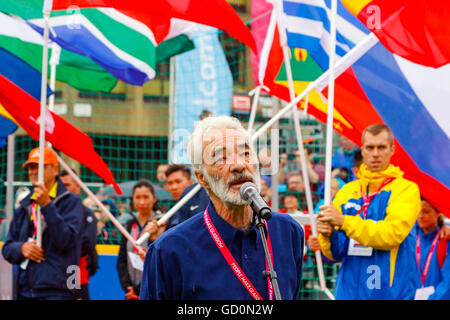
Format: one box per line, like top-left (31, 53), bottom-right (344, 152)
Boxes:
top-left (203, 169), bottom-right (261, 206)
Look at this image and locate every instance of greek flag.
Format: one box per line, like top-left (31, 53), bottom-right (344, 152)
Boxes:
top-left (282, 0), bottom-right (369, 69)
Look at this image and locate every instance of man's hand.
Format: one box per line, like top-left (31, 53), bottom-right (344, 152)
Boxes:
top-left (32, 182), bottom-right (52, 208)
top-left (317, 220), bottom-right (334, 238)
top-left (440, 224), bottom-right (450, 240)
top-left (21, 240), bottom-right (45, 263)
top-left (143, 220), bottom-right (166, 242)
top-left (125, 286), bottom-right (139, 300)
top-left (137, 246), bottom-right (147, 262)
top-left (318, 204), bottom-right (345, 228)
top-left (307, 235), bottom-right (321, 252)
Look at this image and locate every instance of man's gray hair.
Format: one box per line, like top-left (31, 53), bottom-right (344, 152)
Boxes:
top-left (187, 115), bottom-right (252, 170)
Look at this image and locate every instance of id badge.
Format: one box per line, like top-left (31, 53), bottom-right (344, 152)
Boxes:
top-left (347, 238), bottom-right (373, 256)
top-left (128, 252), bottom-right (144, 272)
top-left (19, 237), bottom-right (34, 270)
top-left (414, 286), bottom-right (435, 300)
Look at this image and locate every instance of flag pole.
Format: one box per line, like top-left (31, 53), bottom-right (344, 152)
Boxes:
top-left (251, 32), bottom-right (378, 143)
top-left (323, 0), bottom-right (338, 207)
top-left (247, 85), bottom-right (261, 133)
top-left (55, 153), bottom-right (144, 254)
top-left (36, 6), bottom-right (51, 248)
top-left (274, 0), bottom-right (328, 294)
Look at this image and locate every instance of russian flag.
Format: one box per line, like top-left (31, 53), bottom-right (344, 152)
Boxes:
top-left (273, 0), bottom-right (450, 215)
top-left (326, 43), bottom-right (450, 216)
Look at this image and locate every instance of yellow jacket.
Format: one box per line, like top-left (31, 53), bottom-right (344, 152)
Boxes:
top-left (318, 164), bottom-right (421, 299)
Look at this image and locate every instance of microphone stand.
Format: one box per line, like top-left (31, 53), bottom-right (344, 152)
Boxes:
top-left (252, 208), bottom-right (282, 300)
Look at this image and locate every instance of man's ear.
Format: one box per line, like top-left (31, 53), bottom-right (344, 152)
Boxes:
top-left (194, 169), bottom-right (209, 190)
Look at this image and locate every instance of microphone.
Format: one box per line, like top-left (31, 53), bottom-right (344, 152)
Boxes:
top-left (239, 182), bottom-right (272, 220)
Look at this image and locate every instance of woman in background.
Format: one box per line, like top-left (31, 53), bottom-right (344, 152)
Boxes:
top-left (414, 198), bottom-right (449, 300)
top-left (116, 180), bottom-right (166, 300)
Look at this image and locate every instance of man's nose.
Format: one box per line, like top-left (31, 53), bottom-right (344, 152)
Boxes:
top-left (229, 159), bottom-right (245, 174)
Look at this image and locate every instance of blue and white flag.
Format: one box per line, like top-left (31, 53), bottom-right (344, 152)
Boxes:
top-left (170, 25), bottom-right (233, 165)
top-left (282, 0), bottom-right (368, 69)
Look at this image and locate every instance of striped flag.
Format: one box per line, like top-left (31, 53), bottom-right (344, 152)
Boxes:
top-left (282, 0), bottom-right (368, 69)
top-left (28, 8), bottom-right (160, 85)
top-left (0, 105), bottom-right (18, 148)
top-left (278, 0), bottom-right (450, 215)
top-left (0, 2), bottom-right (195, 87)
top-left (0, 11), bottom-right (118, 92)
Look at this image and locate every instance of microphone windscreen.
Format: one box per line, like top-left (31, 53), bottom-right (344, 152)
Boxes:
top-left (239, 182), bottom-right (257, 201)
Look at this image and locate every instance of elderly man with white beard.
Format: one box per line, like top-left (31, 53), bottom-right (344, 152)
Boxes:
top-left (139, 116), bottom-right (304, 300)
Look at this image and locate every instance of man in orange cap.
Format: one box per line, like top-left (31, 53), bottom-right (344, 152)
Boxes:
top-left (2, 147), bottom-right (84, 300)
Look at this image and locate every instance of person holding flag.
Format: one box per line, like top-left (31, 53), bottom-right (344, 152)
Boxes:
top-left (317, 124), bottom-right (422, 299)
top-left (2, 147), bottom-right (83, 300)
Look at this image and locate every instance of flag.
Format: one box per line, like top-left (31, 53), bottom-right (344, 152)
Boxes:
top-left (51, 0), bottom-right (257, 53)
top-left (255, 7), bottom-right (362, 142)
top-left (277, 0), bottom-right (450, 215)
top-left (0, 11), bottom-right (118, 92)
top-left (0, 3), bottom-right (195, 87)
top-left (0, 105), bottom-right (18, 148)
top-left (282, 0), bottom-right (368, 70)
top-left (341, 0), bottom-right (450, 68)
top-left (0, 48), bottom-right (122, 194)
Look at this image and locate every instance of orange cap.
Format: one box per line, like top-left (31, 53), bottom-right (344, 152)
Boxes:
top-left (23, 147), bottom-right (59, 168)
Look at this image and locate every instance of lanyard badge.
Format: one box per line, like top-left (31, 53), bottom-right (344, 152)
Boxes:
top-left (204, 207), bottom-right (273, 300)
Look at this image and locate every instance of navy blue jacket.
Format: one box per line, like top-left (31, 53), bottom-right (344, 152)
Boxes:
top-left (2, 178), bottom-right (83, 299)
top-left (167, 183), bottom-right (210, 229)
top-left (140, 202), bottom-right (304, 300)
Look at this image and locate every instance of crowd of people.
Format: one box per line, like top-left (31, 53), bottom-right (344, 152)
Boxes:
top-left (1, 116), bottom-right (448, 300)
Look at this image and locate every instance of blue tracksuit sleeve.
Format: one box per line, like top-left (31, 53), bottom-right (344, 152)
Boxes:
top-left (1, 208), bottom-right (27, 265)
top-left (329, 229), bottom-right (350, 261)
top-left (40, 196), bottom-right (83, 251)
top-left (429, 243), bottom-right (450, 300)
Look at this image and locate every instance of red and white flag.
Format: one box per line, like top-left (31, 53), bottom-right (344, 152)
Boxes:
top-left (0, 73), bottom-right (122, 194)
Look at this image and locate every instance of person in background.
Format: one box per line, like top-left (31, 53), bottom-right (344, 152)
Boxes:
top-left (59, 169), bottom-right (98, 300)
top-left (279, 150), bottom-right (320, 185)
top-left (331, 135), bottom-right (359, 182)
top-left (95, 199), bottom-right (120, 244)
top-left (155, 163), bottom-right (169, 189)
top-left (2, 147), bottom-right (83, 300)
top-left (166, 182), bottom-right (210, 230)
top-left (116, 180), bottom-right (165, 300)
top-left (165, 164), bottom-right (194, 201)
top-left (414, 198), bottom-right (449, 300)
top-left (280, 193), bottom-right (306, 215)
top-left (317, 124), bottom-right (422, 299)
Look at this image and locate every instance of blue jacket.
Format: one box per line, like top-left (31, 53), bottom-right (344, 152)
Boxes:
top-left (140, 202), bottom-right (304, 300)
top-left (2, 178), bottom-right (83, 299)
top-left (415, 226), bottom-right (450, 300)
top-left (319, 164), bottom-right (422, 299)
top-left (167, 183), bottom-right (210, 229)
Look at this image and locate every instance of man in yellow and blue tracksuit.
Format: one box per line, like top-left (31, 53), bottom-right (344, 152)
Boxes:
top-left (317, 124), bottom-right (421, 299)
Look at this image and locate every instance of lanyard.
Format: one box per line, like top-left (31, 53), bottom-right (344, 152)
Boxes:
top-left (132, 222), bottom-right (145, 253)
top-left (416, 232), bottom-right (440, 286)
top-left (203, 207), bottom-right (273, 300)
top-left (358, 178), bottom-right (395, 220)
top-left (30, 202), bottom-right (41, 238)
